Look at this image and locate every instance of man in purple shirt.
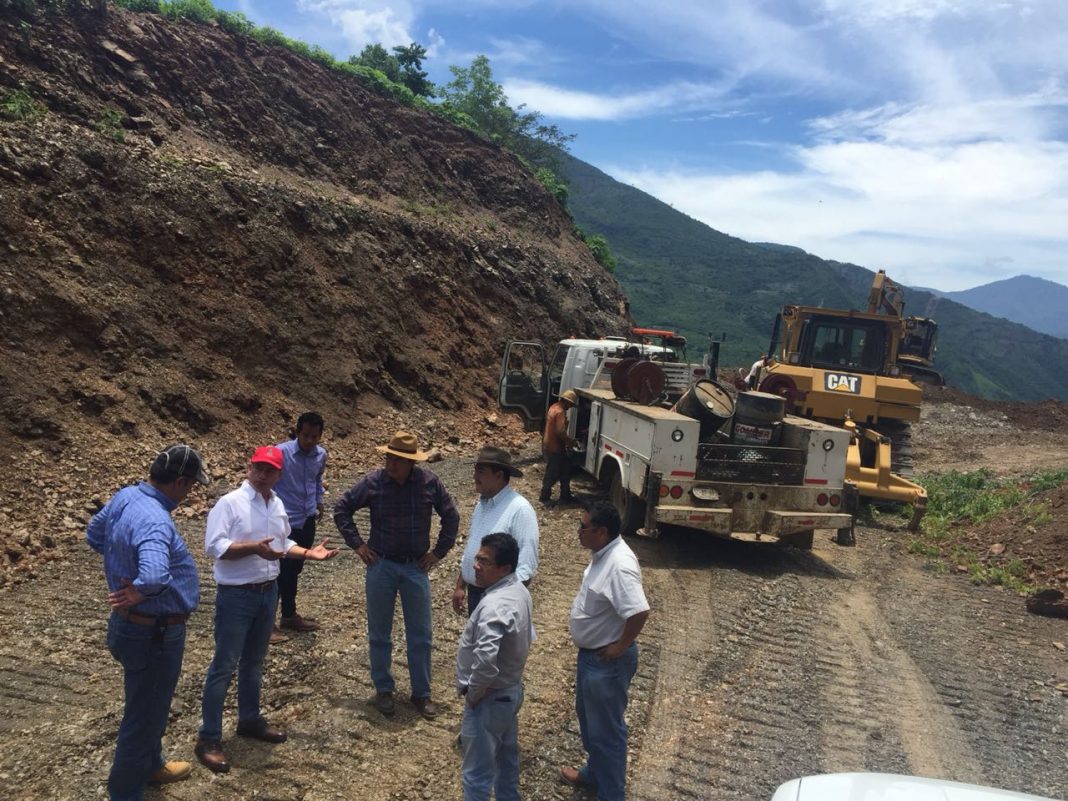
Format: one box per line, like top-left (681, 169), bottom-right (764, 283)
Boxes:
top-left (333, 430), bottom-right (460, 719)
top-left (273, 411), bottom-right (328, 638)
top-left (86, 444), bottom-right (210, 801)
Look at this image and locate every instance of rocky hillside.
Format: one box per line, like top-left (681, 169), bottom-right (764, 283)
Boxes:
top-left (0, 6), bottom-right (629, 575)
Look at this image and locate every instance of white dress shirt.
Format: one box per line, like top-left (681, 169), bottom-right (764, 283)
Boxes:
top-left (569, 536), bottom-right (650, 650)
top-left (460, 485), bottom-right (539, 585)
top-left (204, 480), bottom-right (296, 585)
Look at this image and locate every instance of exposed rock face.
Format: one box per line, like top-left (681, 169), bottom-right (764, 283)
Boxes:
top-left (0, 8), bottom-right (630, 572)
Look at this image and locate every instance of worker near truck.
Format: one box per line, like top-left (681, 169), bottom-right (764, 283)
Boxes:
top-left (333, 430), bottom-right (460, 719)
top-left (272, 411), bottom-right (328, 643)
top-left (539, 388), bottom-right (578, 507)
top-left (560, 500), bottom-right (651, 801)
top-left (195, 446), bottom-right (339, 774)
top-left (86, 444), bottom-right (210, 800)
top-left (453, 446), bottom-right (539, 617)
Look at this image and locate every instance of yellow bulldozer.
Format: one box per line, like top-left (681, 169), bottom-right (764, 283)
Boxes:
top-left (752, 270), bottom-right (941, 529)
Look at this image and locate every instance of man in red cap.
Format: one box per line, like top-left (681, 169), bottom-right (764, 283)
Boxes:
top-left (195, 446), bottom-right (339, 774)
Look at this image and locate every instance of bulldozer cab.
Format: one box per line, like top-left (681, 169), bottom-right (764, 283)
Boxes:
top-left (775, 306), bottom-right (901, 376)
top-left (898, 317), bottom-right (944, 385)
top-left (801, 315), bottom-right (891, 373)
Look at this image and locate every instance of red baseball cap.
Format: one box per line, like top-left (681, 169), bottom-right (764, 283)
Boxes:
top-left (250, 445), bottom-right (284, 470)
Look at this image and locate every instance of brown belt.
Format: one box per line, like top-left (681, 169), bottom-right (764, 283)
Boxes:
top-left (236, 580), bottom-right (276, 592)
top-left (116, 609), bottom-right (190, 626)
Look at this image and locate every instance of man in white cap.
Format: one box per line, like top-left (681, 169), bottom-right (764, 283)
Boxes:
top-left (87, 444), bottom-right (210, 800)
top-left (195, 446), bottom-right (338, 774)
top-left (334, 431), bottom-right (460, 719)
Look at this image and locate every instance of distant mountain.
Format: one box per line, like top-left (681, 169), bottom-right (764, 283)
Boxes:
top-left (559, 152), bottom-right (1068, 402)
top-left (937, 276), bottom-right (1068, 339)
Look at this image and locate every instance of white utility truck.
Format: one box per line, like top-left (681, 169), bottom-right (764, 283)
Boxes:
top-left (500, 336), bottom-right (855, 547)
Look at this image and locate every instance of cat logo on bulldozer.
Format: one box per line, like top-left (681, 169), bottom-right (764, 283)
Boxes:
top-left (825, 372), bottom-right (861, 393)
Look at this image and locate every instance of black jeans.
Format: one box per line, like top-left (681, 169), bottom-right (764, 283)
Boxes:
top-left (278, 516), bottom-right (315, 618)
top-left (540, 450), bottom-right (572, 501)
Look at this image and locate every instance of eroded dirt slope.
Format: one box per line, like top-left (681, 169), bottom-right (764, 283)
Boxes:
top-left (0, 7), bottom-right (630, 575)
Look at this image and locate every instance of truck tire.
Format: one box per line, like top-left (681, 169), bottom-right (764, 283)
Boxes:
top-left (608, 467), bottom-right (646, 537)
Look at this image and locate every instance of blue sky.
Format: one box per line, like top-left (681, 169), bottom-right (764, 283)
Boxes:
top-left (215, 0), bottom-right (1068, 291)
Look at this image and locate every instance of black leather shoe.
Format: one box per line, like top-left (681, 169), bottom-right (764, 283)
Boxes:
top-left (236, 718), bottom-right (287, 743)
top-left (374, 692), bottom-right (395, 716)
top-left (194, 739), bottom-right (230, 774)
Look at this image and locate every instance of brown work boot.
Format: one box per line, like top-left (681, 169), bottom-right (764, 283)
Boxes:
top-left (194, 739), bottom-right (230, 774)
top-left (148, 761), bottom-right (192, 784)
top-left (280, 614), bottom-right (320, 632)
top-left (236, 717), bottom-right (287, 743)
top-left (269, 625), bottom-right (289, 644)
top-left (411, 697), bottom-right (440, 720)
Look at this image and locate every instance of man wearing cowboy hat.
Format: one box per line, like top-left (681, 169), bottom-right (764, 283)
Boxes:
top-left (333, 431), bottom-right (460, 719)
top-left (452, 446), bottom-right (539, 618)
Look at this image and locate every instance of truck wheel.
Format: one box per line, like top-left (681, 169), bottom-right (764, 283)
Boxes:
top-left (609, 468), bottom-right (646, 537)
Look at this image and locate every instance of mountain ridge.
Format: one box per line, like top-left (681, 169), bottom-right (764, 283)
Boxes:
top-left (558, 151), bottom-right (1068, 402)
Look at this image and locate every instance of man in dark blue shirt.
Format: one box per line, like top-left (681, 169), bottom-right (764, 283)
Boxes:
top-left (334, 430), bottom-right (459, 719)
top-left (86, 444), bottom-right (210, 801)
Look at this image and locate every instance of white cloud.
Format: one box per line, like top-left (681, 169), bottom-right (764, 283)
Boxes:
top-left (297, 0), bottom-right (415, 51)
top-left (607, 124), bottom-right (1068, 290)
top-left (503, 79), bottom-right (734, 121)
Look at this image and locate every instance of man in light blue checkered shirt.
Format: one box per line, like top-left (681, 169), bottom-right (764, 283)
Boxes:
top-left (87, 444), bottom-right (209, 801)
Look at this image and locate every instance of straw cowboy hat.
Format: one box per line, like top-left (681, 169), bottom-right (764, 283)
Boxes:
top-left (376, 430), bottom-right (430, 461)
top-left (474, 445), bottom-right (523, 478)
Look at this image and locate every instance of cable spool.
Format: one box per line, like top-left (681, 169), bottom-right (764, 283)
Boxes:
top-left (611, 359), bottom-right (666, 404)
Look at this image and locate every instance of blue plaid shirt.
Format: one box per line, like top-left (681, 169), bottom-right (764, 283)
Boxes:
top-left (333, 466), bottom-right (460, 559)
top-left (273, 438), bottom-right (327, 528)
top-left (86, 482), bottom-right (199, 616)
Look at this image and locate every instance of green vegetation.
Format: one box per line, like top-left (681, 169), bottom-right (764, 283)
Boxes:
top-left (901, 468), bottom-right (1068, 593)
top-left (576, 228), bottom-right (616, 271)
top-left (438, 55), bottom-right (574, 168)
top-left (0, 86), bottom-right (46, 121)
top-left (348, 43), bottom-right (433, 98)
top-left (95, 107), bottom-right (125, 141)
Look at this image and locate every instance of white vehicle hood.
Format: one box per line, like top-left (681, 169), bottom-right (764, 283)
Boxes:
top-left (771, 773), bottom-right (1062, 801)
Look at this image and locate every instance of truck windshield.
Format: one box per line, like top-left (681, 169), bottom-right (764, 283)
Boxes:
top-left (548, 344), bottom-right (570, 398)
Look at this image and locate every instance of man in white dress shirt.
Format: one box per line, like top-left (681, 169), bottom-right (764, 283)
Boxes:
top-left (452, 446), bottom-right (539, 617)
top-left (194, 446), bottom-right (338, 774)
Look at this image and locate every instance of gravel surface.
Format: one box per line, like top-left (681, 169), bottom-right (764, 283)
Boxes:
top-left (1, 430), bottom-right (1067, 800)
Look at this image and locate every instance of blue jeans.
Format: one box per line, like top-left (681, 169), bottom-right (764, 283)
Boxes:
top-left (460, 684), bottom-right (524, 801)
top-left (575, 644), bottom-right (639, 801)
top-left (106, 612), bottom-right (186, 801)
top-left (199, 583), bottom-right (277, 741)
top-left (365, 559), bottom-right (432, 698)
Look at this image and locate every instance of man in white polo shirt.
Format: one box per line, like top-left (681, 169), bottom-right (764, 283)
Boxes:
top-left (194, 446), bottom-right (338, 774)
top-left (560, 500), bottom-right (650, 801)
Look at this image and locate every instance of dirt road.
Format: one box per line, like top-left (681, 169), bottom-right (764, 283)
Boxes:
top-left (1, 449), bottom-right (1066, 801)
